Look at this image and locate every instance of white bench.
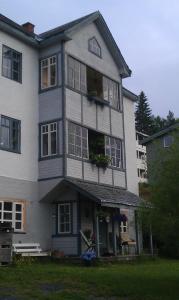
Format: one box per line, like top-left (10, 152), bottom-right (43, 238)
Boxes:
top-left (12, 243), bottom-right (50, 257)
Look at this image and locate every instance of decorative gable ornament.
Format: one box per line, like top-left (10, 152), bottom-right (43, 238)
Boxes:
top-left (88, 37), bottom-right (101, 58)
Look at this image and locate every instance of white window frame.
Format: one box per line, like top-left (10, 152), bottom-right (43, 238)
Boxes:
top-left (58, 203), bottom-right (71, 234)
top-left (68, 122), bottom-right (89, 159)
top-left (163, 135), bottom-right (173, 148)
top-left (0, 201), bottom-right (24, 232)
top-left (41, 122), bottom-right (57, 158)
top-left (105, 136), bottom-right (122, 168)
top-left (40, 55), bottom-right (57, 90)
top-left (120, 220), bottom-right (128, 233)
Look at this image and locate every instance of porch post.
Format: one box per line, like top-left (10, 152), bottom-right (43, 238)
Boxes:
top-left (112, 212), bottom-right (117, 256)
top-left (135, 210), bottom-right (141, 255)
top-left (94, 205), bottom-right (100, 257)
top-left (149, 225), bottom-right (154, 256)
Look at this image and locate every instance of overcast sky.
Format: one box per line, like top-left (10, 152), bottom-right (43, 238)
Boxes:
top-left (1, 0), bottom-right (179, 117)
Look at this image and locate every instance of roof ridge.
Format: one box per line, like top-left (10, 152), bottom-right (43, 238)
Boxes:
top-left (39, 11), bottom-right (99, 38)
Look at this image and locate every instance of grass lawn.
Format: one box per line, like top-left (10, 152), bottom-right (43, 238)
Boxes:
top-left (0, 258), bottom-right (179, 299)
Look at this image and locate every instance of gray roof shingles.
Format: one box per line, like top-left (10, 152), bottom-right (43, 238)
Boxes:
top-left (41, 178), bottom-right (141, 207)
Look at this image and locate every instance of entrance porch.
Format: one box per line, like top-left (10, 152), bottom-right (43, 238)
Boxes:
top-left (41, 178), bottom-right (142, 258)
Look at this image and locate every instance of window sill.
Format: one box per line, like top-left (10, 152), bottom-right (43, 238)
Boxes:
top-left (0, 147), bottom-right (21, 155)
top-left (39, 85), bottom-right (59, 94)
top-left (39, 154), bottom-right (62, 161)
top-left (87, 95), bottom-right (109, 106)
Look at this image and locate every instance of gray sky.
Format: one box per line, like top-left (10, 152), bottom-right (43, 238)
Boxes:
top-left (1, 0), bottom-right (179, 117)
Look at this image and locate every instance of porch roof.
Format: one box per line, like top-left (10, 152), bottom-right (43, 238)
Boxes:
top-left (41, 178), bottom-right (141, 208)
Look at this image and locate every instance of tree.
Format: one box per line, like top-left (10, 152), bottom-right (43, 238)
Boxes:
top-left (135, 91), bottom-right (153, 135)
top-left (141, 132), bottom-right (179, 257)
top-left (151, 111), bottom-right (176, 134)
top-left (166, 110), bottom-right (175, 127)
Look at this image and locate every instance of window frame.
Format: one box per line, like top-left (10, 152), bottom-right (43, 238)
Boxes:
top-left (103, 76), bottom-right (120, 109)
top-left (163, 135), bottom-right (174, 148)
top-left (57, 203), bottom-right (72, 234)
top-left (67, 56), bottom-right (87, 93)
top-left (2, 45), bottom-right (22, 83)
top-left (105, 136), bottom-right (123, 168)
top-left (68, 121), bottom-right (89, 159)
top-left (40, 55), bottom-right (57, 90)
top-left (40, 122), bottom-right (58, 158)
top-left (88, 37), bottom-right (102, 58)
top-left (0, 200), bottom-right (24, 232)
top-left (0, 115), bottom-right (21, 153)
top-left (120, 220), bottom-right (128, 233)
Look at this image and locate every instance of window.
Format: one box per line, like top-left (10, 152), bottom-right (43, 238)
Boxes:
top-left (163, 135), bottom-right (173, 148)
top-left (0, 201), bottom-right (24, 232)
top-left (103, 77), bottom-right (119, 109)
top-left (68, 122), bottom-right (88, 158)
top-left (105, 136), bottom-right (122, 168)
top-left (68, 56), bottom-right (86, 92)
top-left (137, 168), bottom-right (147, 179)
top-left (88, 37), bottom-right (101, 57)
top-left (41, 122), bottom-right (57, 157)
top-left (0, 116), bottom-right (20, 153)
top-left (87, 67), bottom-right (103, 98)
top-left (120, 220), bottom-right (128, 233)
top-left (58, 203), bottom-right (71, 234)
top-left (2, 45), bottom-right (22, 82)
top-left (40, 56), bottom-right (57, 90)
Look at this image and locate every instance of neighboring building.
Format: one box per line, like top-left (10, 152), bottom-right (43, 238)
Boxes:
top-left (136, 131), bottom-right (148, 183)
top-left (141, 123), bottom-right (179, 181)
top-left (0, 11), bottom-right (142, 257)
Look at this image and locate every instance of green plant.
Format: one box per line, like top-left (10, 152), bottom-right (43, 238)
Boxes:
top-left (13, 254), bottom-right (37, 266)
top-left (90, 153), bottom-right (111, 169)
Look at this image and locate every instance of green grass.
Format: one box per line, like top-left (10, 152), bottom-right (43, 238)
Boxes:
top-left (0, 258), bottom-right (179, 299)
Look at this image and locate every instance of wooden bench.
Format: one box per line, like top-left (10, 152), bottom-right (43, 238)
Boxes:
top-left (12, 243), bottom-right (50, 257)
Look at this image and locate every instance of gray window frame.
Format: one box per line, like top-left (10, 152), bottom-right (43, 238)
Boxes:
top-left (0, 115), bottom-right (21, 153)
top-left (88, 37), bottom-right (102, 58)
top-left (40, 122), bottom-right (58, 158)
top-left (57, 203), bottom-right (72, 234)
top-left (163, 135), bottom-right (174, 148)
top-left (105, 136), bottom-right (123, 168)
top-left (2, 45), bottom-right (22, 83)
top-left (68, 121), bottom-right (88, 159)
top-left (67, 56), bottom-right (87, 93)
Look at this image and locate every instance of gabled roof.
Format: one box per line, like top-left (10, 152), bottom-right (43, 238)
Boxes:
top-left (41, 178), bottom-right (141, 208)
top-left (0, 12), bottom-right (131, 77)
top-left (122, 87), bottom-right (138, 102)
top-left (141, 123), bottom-right (179, 145)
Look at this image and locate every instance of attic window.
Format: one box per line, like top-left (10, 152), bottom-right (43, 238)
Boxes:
top-left (88, 37), bottom-right (101, 58)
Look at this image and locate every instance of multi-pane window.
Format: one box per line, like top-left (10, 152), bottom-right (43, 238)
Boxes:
top-left (103, 77), bottom-right (119, 109)
top-left (40, 56), bottom-right (57, 89)
top-left (68, 56), bottom-right (86, 92)
top-left (0, 201), bottom-right (24, 232)
top-left (2, 45), bottom-right (22, 82)
top-left (68, 122), bottom-right (88, 158)
top-left (41, 122), bottom-right (57, 157)
top-left (88, 37), bottom-right (101, 57)
top-left (163, 135), bottom-right (174, 148)
top-left (58, 203), bottom-right (71, 234)
top-left (120, 220), bottom-right (128, 233)
top-left (105, 136), bottom-right (122, 168)
top-left (0, 116), bottom-right (20, 152)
